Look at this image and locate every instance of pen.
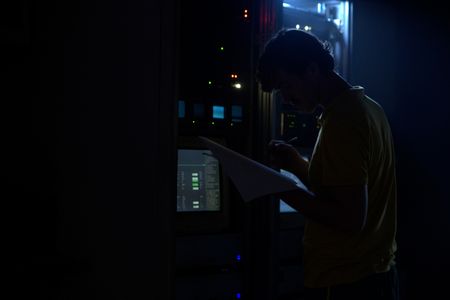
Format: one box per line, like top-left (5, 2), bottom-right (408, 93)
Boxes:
top-left (286, 136), bottom-right (298, 144)
top-left (272, 136), bottom-right (298, 148)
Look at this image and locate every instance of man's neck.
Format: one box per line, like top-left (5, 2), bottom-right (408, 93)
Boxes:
top-left (318, 71), bottom-right (352, 109)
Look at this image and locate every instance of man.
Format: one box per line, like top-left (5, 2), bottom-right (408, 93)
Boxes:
top-left (257, 29), bottom-right (399, 300)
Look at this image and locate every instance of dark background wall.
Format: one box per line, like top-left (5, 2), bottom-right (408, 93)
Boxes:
top-left (3, 1), bottom-right (177, 299)
top-left (352, 1), bottom-right (450, 298)
top-left (3, 1), bottom-right (450, 299)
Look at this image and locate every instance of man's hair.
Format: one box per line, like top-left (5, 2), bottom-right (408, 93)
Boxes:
top-left (256, 29), bottom-right (335, 92)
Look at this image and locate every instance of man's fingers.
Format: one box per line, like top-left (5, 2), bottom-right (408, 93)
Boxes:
top-left (268, 139), bottom-right (283, 148)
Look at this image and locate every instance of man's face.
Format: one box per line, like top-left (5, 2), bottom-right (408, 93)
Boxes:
top-left (274, 68), bottom-right (319, 113)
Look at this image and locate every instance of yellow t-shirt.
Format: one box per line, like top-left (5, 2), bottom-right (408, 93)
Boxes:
top-left (304, 86), bottom-right (397, 288)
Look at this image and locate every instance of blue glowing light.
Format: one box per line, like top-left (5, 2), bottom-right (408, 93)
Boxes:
top-left (178, 100), bottom-right (185, 118)
top-left (236, 293), bottom-right (241, 299)
top-left (212, 105), bottom-right (225, 119)
top-left (231, 105), bottom-right (242, 122)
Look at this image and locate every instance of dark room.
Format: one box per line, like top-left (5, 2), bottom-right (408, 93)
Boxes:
top-left (3, 0), bottom-right (450, 299)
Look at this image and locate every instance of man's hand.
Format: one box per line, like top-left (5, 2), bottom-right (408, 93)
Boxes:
top-left (268, 139), bottom-right (310, 187)
top-left (268, 139), bottom-right (302, 170)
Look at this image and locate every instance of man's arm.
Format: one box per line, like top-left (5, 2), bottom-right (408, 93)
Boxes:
top-left (268, 141), bottom-right (310, 187)
top-left (278, 184), bottom-right (368, 233)
top-left (286, 154), bottom-right (310, 187)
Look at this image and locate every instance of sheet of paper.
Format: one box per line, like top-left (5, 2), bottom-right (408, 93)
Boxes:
top-left (199, 136), bottom-right (309, 202)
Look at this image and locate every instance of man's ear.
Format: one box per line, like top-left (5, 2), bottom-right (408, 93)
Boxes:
top-left (304, 62), bottom-right (320, 81)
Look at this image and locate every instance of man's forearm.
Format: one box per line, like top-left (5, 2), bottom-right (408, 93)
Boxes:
top-left (278, 187), bottom-right (365, 233)
top-left (288, 157), bottom-right (310, 188)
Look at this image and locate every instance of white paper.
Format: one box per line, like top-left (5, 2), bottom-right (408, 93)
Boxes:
top-left (198, 136), bottom-right (308, 202)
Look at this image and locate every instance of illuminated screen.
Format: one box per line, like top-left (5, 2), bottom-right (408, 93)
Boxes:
top-left (212, 105), bottom-right (225, 119)
top-left (280, 200), bottom-right (297, 213)
top-left (231, 105), bottom-right (243, 122)
top-left (279, 169), bottom-right (303, 213)
top-left (178, 100), bottom-right (185, 118)
top-left (177, 149), bottom-right (221, 212)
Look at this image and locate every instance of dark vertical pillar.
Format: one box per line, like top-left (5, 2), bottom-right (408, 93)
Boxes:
top-left (4, 0), bottom-right (178, 299)
top-left (241, 1), bottom-right (282, 299)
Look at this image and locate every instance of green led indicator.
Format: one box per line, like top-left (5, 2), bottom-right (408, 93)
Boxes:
top-left (220, 46), bottom-right (224, 51)
top-left (208, 81), bottom-right (212, 85)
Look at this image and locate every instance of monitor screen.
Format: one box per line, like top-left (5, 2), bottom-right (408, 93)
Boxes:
top-left (280, 200), bottom-right (297, 213)
top-left (178, 100), bottom-right (185, 118)
top-left (212, 105), bottom-right (225, 119)
top-left (177, 149), bottom-right (221, 212)
top-left (279, 169), bottom-right (302, 213)
top-left (231, 105), bottom-right (243, 122)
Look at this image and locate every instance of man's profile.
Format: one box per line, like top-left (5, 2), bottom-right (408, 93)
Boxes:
top-left (258, 28), bottom-right (399, 300)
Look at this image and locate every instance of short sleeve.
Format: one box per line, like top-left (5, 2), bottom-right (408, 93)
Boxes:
top-left (316, 115), bottom-right (370, 186)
